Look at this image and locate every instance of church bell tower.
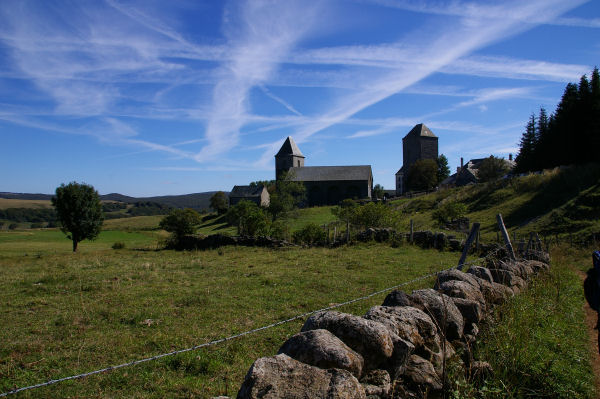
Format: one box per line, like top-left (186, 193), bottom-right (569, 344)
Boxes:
top-left (275, 136), bottom-right (305, 179)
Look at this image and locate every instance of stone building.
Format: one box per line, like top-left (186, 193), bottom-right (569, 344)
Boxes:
top-left (395, 124), bottom-right (438, 195)
top-left (441, 156), bottom-right (516, 187)
top-left (229, 185), bottom-right (270, 207)
top-left (275, 137), bottom-right (373, 206)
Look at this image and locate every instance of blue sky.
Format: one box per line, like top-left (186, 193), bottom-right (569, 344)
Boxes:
top-left (1, 0), bottom-right (598, 196)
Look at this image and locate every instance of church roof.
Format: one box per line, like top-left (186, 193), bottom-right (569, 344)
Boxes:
top-left (289, 166), bottom-right (372, 182)
top-left (275, 136), bottom-right (304, 157)
top-left (403, 123), bottom-right (437, 139)
top-left (229, 185), bottom-right (266, 198)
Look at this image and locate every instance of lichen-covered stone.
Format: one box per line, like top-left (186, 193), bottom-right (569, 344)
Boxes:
top-left (278, 329), bottom-right (364, 377)
top-left (237, 354), bottom-right (366, 399)
top-left (302, 311), bottom-right (396, 370)
top-left (410, 289), bottom-right (464, 341)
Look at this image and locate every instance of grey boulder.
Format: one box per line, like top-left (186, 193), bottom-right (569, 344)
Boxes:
top-left (302, 311), bottom-right (398, 371)
top-left (278, 329), bottom-right (364, 378)
top-left (237, 354), bottom-right (366, 399)
top-left (410, 289), bottom-right (464, 341)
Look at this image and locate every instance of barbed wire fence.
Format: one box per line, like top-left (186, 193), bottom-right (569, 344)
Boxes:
top-left (0, 244), bottom-right (504, 397)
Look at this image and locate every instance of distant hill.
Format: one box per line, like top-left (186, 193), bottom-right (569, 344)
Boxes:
top-left (0, 191), bottom-right (229, 211)
top-left (0, 192), bottom-right (54, 201)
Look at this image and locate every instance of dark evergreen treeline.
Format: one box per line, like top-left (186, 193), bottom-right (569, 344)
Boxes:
top-left (0, 208), bottom-right (57, 223)
top-left (515, 67), bottom-right (600, 173)
top-left (126, 201), bottom-right (172, 216)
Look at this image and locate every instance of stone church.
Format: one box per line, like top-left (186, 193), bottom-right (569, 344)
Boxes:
top-left (395, 123), bottom-right (438, 195)
top-left (275, 137), bottom-right (373, 206)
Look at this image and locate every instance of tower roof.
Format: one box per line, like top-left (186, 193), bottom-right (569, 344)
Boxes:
top-left (403, 123), bottom-right (437, 139)
top-left (276, 136), bottom-right (304, 157)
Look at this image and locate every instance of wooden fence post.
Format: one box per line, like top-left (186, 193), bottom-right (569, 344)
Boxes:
top-left (457, 222), bottom-right (480, 270)
top-left (525, 232), bottom-right (533, 256)
top-left (346, 220), bottom-right (350, 243)
top-left (410, 219), bottom-right (414, 244)
top-left (535, 232), bottom-right (542, 251)
top-left (497, 214), bottom-right (516, 261)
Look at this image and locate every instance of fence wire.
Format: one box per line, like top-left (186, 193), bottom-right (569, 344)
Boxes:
top-left (0, 247), bottom-right (504, 397)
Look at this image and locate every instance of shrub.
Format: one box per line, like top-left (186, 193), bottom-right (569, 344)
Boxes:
top-left (270, 219), bottom-right (291, 240)
top-left (292, 223), bottom-right (326, 245)
top-left (333, 202), bottom-right (399, 230)
top-left (8, 223), bottom-right (18, 230)
top-left (226, 200), bottom-right (270, 236)
top-left (433, 201), bottom-right (467, 225)
top-left (477, 155), bottom-right (511, 182)
top-left (112, 242), bottom-right (126, 250)
top-left (406, 159), bottom-right (438, 191)
top-left (30, 222), bottom-right (43, 229)
top-left (159, 208), bottom-right (202, 246)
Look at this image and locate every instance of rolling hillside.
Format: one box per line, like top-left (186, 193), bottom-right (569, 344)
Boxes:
top-left (391, 162), bottom-right (600, 242)
top-left (0, 191), bottom-right (228, 211)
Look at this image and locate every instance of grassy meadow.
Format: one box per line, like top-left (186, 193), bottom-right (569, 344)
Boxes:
top-left (1, 164), bottom-right (599, 398)
top-left (0, 226), bottom-right (463, 398)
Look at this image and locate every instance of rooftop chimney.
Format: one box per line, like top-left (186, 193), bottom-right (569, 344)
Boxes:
top-left (460, 157), bottom-right (464, 168)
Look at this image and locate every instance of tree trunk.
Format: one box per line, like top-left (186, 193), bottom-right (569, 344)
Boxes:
top-left (72, 238), bottom-right (78, 252)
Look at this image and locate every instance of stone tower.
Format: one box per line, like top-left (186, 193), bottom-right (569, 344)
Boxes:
top-left (395, 124), bottom-right (438, 195)
top-left (275, 136), bottom-right (305, 179)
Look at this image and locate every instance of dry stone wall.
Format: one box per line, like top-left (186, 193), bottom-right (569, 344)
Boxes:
top-left (214, 250), bottom-right (550, 399)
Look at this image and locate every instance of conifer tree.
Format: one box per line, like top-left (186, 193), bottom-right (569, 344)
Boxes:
top-left (590, 67), bottom-right (600, 156)
top-left (578, 74), bottom-right (594, 163)
top-left (515, 114), bottom-right (536, 173)
top-left (515, 68), bottom-right (600, 171)
top-left (551, 83), bottom-right (578, 167)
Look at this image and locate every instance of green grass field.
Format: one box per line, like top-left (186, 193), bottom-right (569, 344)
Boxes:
top-left (0, 229), bottom-right (164, 257)
top-left (1, 166), bottom-right (598, 398)
top-left (0, 235), bottom-right (465, 398)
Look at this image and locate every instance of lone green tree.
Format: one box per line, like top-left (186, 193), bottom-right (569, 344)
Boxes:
top-left (209, 191), bottom-right (229, 215)
top-left (52, 182), bottom-right (104, 252)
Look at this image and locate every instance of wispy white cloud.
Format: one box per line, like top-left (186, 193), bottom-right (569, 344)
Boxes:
top-left (193, 0), bottom-right (321, 162)
top-left (0, 0), bottom-right (592, 175)
top-left (553, 16), bottom-right (600, 28)
top-left (259, 85), bottom-right (303, 116)
top-left (363, 0), bottom-right (598, 29)
top-left (255, 0), bottom-right (585, 166)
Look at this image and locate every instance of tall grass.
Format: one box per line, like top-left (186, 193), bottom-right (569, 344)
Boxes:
top-left (450, 244), bottom-right (596, 398)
